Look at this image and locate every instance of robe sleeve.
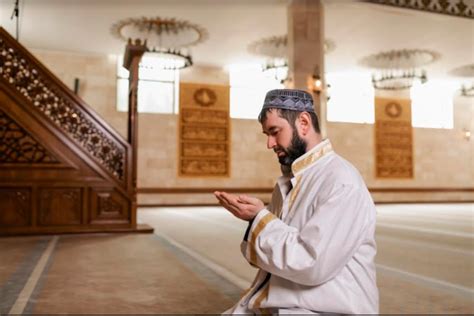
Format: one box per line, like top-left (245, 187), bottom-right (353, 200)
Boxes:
top-left (241, 183), bottom-right (282, 266)
top-left (240, 182), bottom-right (372, 286)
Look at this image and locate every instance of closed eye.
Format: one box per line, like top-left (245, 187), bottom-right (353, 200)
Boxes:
top-left (263, 127), bottom-right (280, 136)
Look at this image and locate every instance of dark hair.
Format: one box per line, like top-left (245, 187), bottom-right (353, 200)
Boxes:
top-left (258, 108), bottom-right (320, 134)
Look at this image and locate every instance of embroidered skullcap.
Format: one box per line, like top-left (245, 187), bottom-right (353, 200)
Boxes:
top-left (262, 89), bottom-right (315, 113)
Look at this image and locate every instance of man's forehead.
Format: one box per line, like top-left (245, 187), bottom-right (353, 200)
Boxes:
top-left (261, 111), bottom-right (289, 132)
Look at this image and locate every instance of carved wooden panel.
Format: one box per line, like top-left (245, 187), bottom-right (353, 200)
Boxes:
top-left (0, 30), bottom-right (126, 181)
top-left (90, 188), bottom-right (130, 224)
top-left (0, 188), bottom-right (30, 227)
top-left (38, 188), bottom-right (82, 226)
top-left (375, 97), bottom-right (414, 178)
top-left (0, 109), bottom-right (60, 163)
top-left (179, 83), bottom-right (230, 177)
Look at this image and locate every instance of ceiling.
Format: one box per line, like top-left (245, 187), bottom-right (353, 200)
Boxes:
top-left (0, 0), bottom-right (473, 81)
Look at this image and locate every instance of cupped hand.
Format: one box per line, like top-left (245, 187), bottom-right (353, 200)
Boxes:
top-left (214, 191), bottom-right (264, 221)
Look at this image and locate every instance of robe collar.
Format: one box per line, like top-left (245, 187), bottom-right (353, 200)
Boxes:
top-left (291, 139), bottom-right (333, 176)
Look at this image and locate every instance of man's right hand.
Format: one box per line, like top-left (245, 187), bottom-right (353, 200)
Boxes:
top-left (214, 191), bottom-right (264, 221)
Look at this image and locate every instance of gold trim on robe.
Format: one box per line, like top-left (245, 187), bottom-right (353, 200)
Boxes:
top-left (249, 212), bottom-right (277, 265)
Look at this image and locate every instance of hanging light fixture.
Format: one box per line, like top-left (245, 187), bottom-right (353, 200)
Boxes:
top-left (248, 35), bottom-right (335, 85)
top-left (111, 17), bottom-right (208, 69)
top-left (449, 64), bottom-right (474, 97)
top-left (262, 58), bottom-right (288, 84)
top-left (248, 35), bottom-right (288, 84)
top-left (460, 84), bottom-right (474, 97)
top-left (371, 69), bottom-right (428, 90)
top-left (361, 49), bottom-right (439, 90)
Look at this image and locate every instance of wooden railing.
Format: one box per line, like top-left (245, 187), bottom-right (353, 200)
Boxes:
top-left (0, 28), bottom-right (131, 188)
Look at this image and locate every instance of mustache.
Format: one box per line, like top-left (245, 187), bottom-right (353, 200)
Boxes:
top-left (273, 146), bottom-right (285, 153)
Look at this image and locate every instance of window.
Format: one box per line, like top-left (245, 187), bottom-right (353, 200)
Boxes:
top-left (410, 80), bottom-right (455, 129)
top-left (326, 73), bottom-right (455, 129)
top-left (116, 55), bottom-right (179, 114)
top-left (326, 72), bottom-right (375, 124)
top-left (229, 63), bottom-right (283, 120)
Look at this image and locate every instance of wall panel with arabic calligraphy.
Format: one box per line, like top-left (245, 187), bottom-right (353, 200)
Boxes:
top-left (375, 97), bottom-right (414, 178)
top-left (179, 83), bottom-right (230, 177)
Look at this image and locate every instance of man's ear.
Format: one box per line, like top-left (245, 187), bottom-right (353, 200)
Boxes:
top-left (297, 112), bottom-right (312, 136)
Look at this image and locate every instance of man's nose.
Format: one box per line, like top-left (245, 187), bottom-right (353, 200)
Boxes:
top-left (267, 136), bottom-right (276, 149)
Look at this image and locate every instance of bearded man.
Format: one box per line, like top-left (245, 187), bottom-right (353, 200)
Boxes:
top-left (214, 89), bottom-right (379, 315)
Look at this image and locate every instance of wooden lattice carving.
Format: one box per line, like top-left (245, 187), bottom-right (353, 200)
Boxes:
top-left (0, 37), bottom-right (126, 180)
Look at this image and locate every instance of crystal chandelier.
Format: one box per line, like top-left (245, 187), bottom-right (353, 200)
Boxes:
top-left (361, 49), bottom-right (439, 90)
top-left (111, 17), bottom-right (208, 69)
top-left (372, 69), bottom-right (427, 90)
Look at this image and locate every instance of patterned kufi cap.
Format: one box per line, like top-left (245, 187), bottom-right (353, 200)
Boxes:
top-left (262, 89), bottom-right (315, 113)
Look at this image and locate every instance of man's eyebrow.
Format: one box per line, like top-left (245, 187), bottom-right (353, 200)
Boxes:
top-left (263, 126), bottom-right (278, 134)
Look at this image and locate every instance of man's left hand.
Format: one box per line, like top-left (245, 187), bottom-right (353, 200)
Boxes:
top-left (214, 191), bottom-right (264, 221)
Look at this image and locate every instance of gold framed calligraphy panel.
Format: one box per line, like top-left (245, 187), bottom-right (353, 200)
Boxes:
top-left (374, 97), bottom-right (414, 178)
top-left (179, 83), bottom-right (230, 177)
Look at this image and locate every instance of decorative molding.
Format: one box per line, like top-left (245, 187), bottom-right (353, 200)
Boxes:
top-left (139, 200), bottom-right (474, 207)
top-left (370, 187), bottom-right (474, 192)
top-left (363, 0), bottom-right (474, 19)
top-left (373, 200), bottom-right (474, 204)
top-left (139, 203), bottom-right (226, 207)
top-left (137, 187), bottom-right (474, 194)
top-left (138, 187), bottom-right (272, 194)
top-left (0, 32), bottom-right (126, 181)
top-left (0, 109), bottom-right (60, 164)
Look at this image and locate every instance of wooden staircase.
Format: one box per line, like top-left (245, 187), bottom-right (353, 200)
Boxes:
top-left (0, 27), bottom-right (152, 235)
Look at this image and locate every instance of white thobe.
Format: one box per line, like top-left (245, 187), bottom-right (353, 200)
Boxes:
top-left (225, 139), bottom-right (379, 315)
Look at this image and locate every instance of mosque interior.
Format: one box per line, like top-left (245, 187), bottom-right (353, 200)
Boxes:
top-left (0, 0), bottom-right (473, 314)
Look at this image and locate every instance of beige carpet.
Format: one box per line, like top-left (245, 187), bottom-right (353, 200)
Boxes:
top-left (0, 234), bottom-right (235, 314)
top-left (1, 203), bottom-right (472, 314)
top-left (138, 204), bottom-right (474, 314)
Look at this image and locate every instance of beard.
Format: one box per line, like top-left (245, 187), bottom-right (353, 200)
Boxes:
top-left (275, 129), bottom-right (307, 166)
